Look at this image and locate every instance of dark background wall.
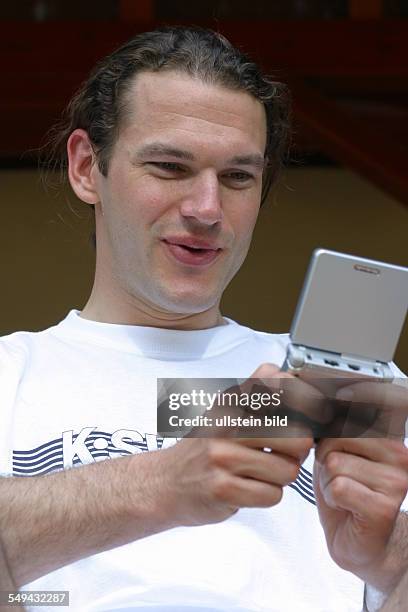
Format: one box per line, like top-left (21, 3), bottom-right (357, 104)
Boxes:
top-left (1, 166), bottom-right (407, 371)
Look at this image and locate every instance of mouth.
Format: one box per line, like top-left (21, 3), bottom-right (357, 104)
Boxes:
top-left (161, 239), bottom-right (223, 267)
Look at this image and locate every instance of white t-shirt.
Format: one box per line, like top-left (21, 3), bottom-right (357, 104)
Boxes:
top-left (0, 309), bottom-right (404, 612)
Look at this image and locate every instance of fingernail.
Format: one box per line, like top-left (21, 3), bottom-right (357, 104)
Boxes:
top-left (336, 387), bottom-right (354, 402)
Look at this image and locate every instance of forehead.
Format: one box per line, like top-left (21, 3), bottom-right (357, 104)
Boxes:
top-left (117, 70), bottom-right (267, 159)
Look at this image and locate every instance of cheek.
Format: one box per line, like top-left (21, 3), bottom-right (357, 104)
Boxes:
top-left (105, 180), bottom-right (164, 229)
top-left (124, 177), bottom-right (180, 225)
top-left (229, 199), bottom-right (260, 241)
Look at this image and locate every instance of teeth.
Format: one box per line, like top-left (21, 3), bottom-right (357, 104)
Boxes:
top-left (181, 245), bottom-right (205, 251)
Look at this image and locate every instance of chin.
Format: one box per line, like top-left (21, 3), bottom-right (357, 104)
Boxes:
top-left (152, 276), bottom-right (216, 305)
top-left (158, 291), bottom-right (218, 315)
top-left (166, 299), bottom-right (216, 315)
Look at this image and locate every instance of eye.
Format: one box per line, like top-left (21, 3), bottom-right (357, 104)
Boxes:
top-left (148, 162), bottom-right (185, 173)
top-left (223, 171), bottom-right (254, 186)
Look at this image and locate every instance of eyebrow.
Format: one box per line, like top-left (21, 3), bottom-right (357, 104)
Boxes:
top-left (134, 143), bottom-right (265, 170)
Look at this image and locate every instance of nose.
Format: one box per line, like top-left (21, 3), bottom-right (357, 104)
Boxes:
top-left (179, 171), bottom-right (223, 226)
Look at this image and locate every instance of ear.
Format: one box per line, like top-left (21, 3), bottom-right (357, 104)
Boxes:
top-left (67, 129), bottom-right (100, 205)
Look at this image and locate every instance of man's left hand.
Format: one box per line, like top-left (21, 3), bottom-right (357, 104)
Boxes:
top-left (314, 380), bottom-right (408, 593)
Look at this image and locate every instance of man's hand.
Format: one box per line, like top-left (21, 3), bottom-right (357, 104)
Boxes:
top-left (315, 439), bottom-right (408, 581)
top-left (314, 381), bottom-right (408, 592)
top-left (314, 379), bottom-right (408, 594)
top-left (159, 433), bottom-right (313, 526)
top-left (158, 363), bottom-right (331, 526)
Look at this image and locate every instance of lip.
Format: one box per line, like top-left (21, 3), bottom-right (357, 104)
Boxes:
top-left (163, 236), bottom-right (222, 250)
top-left (161, 237), bottom-right (223, 267)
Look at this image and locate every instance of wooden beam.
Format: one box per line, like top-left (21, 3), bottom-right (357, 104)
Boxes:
top-left (0, 21), bottom-right (407, 77)
top-left (308, 76), bottom-right (408, 98)
top-left (1, 19), bottom-right (408, 209)
top-left (289, 78), bottom-right (408, 206)
top-left (349, 0), bottom-right (383, 19)
top-left (119, 0), bottom-right (154, 21)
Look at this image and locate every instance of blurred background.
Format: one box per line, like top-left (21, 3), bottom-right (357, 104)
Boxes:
top-left (1, 0), bottom-right (407, 369)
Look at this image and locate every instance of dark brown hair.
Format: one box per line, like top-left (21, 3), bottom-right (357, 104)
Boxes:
top-left (41, 26), bottom-right (291, 246)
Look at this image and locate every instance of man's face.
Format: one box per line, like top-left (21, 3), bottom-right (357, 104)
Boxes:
top-left (92, 70), bottom-right (267, 317)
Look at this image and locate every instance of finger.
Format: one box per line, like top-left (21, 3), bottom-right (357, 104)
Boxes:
top-left (336, 381), bottom-right (408, 438)
top-left (248, 363), bottom-right (282, 378)
top-left (315, 414), bottom-right (373, 439)
top-left (316, 437), bottom-right (408, 469)
top-left (336, 380), bottom-right (408, 408)
top-left (219, 474), bottom-right (284, 508)
top-left (318, 474), bottom-right (400, 526)
top-left (239, 374), bottom-right (334, 426)
top-left (281, 377), bottom-right (335, 424)
top-left (318, 450), bottom-right (408, 499)
top-left (220, 362), bottom-right (336, 430)
top-left (236, 436), bottom-right (314, 464)
top-left (217, 442), bottom-right (301, 486)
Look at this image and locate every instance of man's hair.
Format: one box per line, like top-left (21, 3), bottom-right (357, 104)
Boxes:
top-left (41, 26), bottom-right (291, 246)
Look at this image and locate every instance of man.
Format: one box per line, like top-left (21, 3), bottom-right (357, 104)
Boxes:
top-left (381, 568), bottom-right (408, 611)
top-left (0, 537), bottom-right (24, 612)
top-left (0, 26), bottom-right (407, 612)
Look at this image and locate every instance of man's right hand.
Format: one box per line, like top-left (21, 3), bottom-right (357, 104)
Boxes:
top-left (156, 363), bottom-right (323, 526)
top-left (158, 434), bottom-right (313, 526)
